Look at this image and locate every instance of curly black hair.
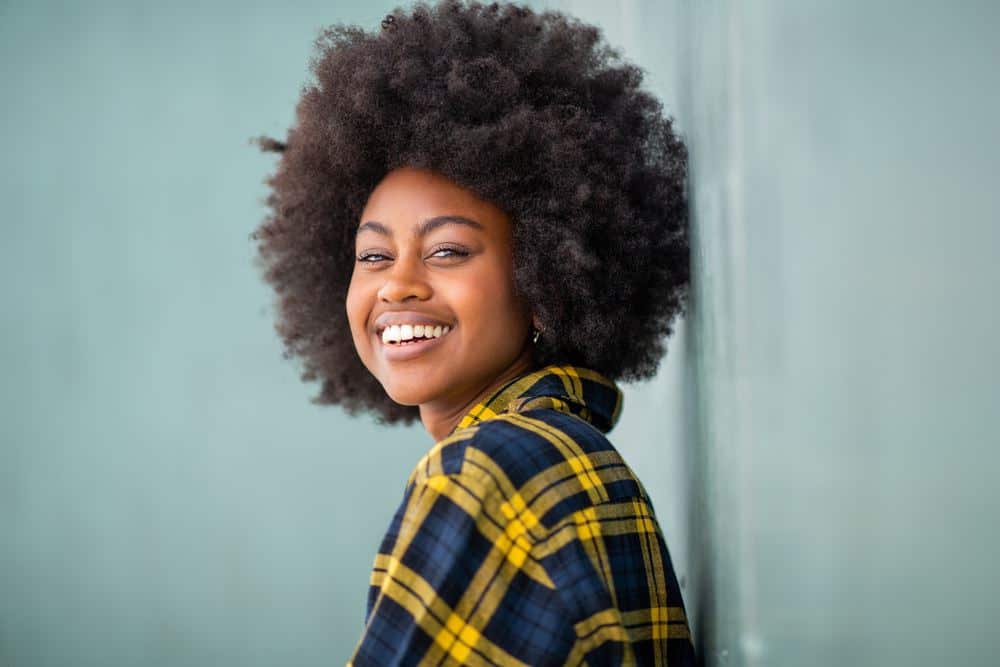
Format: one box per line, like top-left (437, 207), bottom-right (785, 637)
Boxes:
top-left (251, 0), bottom-right (689, 425)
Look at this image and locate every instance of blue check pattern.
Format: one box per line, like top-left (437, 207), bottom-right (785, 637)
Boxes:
top-left (348, 365), bottom-right (695, 665)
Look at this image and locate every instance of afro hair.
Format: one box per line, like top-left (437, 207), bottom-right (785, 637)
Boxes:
top-left (251, 0), bottom-right (689, 425)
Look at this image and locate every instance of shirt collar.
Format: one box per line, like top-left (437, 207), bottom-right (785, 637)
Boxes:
top-left (451, 364), bottom-right (623, 435)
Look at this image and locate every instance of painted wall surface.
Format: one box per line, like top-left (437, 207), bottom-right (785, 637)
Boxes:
top-left (544, 1), bottom-right (1000, 665)
top-left (2, 3), bottom-right (421, 665)
top-left (2, 1), bottom-right (997, 666)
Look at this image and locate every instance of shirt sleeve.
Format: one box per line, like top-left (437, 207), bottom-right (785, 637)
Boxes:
top-left (346, 473), bottom-right (576, 666)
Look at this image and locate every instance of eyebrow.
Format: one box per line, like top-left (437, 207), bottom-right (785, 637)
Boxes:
top-left (355, 215), bottom-right (484, 238)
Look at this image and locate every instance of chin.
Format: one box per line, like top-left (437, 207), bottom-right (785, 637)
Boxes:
top-left (377, 374), bottom-right (438, 408)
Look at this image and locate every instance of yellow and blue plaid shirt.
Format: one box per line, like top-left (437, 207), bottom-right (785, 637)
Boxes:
top-left (348, 365), bottom-right (695, 666)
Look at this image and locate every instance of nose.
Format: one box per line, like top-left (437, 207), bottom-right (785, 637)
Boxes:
top-left (376, 256), bottom-right (432, 303)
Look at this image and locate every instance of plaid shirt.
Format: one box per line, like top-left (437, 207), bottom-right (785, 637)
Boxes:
top-left (348, 365), bottom-right (695, 666)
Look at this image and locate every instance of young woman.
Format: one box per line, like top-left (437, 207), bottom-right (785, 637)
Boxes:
top-left (252, 1), bottom-right (694, 664)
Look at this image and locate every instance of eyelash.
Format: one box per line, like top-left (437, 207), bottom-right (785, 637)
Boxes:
top-left (356, 246), bottom-right (470, 264)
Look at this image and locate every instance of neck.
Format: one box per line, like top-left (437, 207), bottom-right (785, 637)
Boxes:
top-left (419, 348), bottom-right (536, 442)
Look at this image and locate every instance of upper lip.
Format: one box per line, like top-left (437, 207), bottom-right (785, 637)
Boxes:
top-left (372, 310), bottom-right (453, 335)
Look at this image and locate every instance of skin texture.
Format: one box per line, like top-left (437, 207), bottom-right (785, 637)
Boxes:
top-left (346, 167), bottom-right (537, 440)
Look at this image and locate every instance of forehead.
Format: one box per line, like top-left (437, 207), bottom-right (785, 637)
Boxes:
top-left (360, 167), bottom-right (511, 235)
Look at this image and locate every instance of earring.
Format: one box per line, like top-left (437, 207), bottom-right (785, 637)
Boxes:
top-left (532, 327), bottom-right (542, 344)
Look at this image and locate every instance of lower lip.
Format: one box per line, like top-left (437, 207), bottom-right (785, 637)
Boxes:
top-left (378, 330), bottom-right (451, 361)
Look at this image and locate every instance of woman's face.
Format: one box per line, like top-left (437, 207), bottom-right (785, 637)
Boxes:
top-left (346, 167), bottom-right (533, 413)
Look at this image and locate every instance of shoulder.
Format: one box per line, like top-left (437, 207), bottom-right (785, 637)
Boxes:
top-left (409, 408), bottom-right (650, 532)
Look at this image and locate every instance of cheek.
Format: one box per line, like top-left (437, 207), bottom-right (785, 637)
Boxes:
top-left (345, 278), bottom-right (370, 354)
top-left (458, 263), bottom-right (528, 338)
top-left (344, 280), bottom-right (359, 329)
top-left (493, 258), bottom-right (528, 319)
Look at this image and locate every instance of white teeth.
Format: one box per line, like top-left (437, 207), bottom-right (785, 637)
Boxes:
top-left (380, 323), bottom-right (451, 344)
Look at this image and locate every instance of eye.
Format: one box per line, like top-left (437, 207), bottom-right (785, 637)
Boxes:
top-left (428, 245), bottom-right (470, 260)
top-left (356, 252), bottom-right (391, 264)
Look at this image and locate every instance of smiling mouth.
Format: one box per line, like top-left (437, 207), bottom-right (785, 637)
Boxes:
top-left (375, 323), bottom-right (453, 361)
top-left (378, 324), bottom-right (452, 346)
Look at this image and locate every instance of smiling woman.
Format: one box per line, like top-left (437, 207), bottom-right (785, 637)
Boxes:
top-left (251, 1), bottom-right (694, 664)
top-left (347, 167), bottom-right (536, 441)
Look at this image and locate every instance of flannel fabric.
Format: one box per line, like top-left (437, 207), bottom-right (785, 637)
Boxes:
top-left (348, 365), bottom-right (695, 666)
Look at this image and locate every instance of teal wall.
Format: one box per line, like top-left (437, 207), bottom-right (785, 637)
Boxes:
top-left (543, 1), bottom-right (1000, 665)
top-left (1, 3), bottom-right (422, 665)
top-left (2, 1), bottom-right (998, 666)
